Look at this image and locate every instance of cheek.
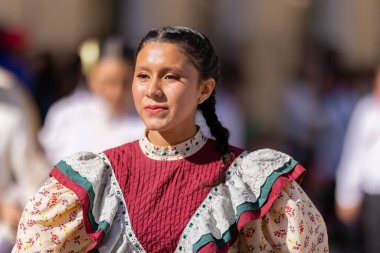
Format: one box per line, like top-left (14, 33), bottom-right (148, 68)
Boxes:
top-left (109, 84), bottom-right (123, 97)
top-left (169, 88), bottom-right (199, 110)
top-left (89, 81), bottom-right (102, 95)
top-left (131, 83), bottom-right (142, 108)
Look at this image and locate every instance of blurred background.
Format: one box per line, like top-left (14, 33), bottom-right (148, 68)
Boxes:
top-left (1, 0), bottom-right (380, 252)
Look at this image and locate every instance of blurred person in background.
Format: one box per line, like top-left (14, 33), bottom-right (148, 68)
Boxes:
top-left (314, 51), bottom-right (360, 186)
top-left (12, 26), bottom-right (327, 252)
top-left (311, 54), bottom-right (361, 252)
top-left (335, 65), bottom-right (380, 252)
top-left (39, 37), bottom-right (145, 165)
top-left (0, 68), bottom-right (49, 253)
top-left (281, 50), bottom-right (326, 169)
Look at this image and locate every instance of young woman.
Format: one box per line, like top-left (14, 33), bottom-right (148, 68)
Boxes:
top-left (12, 26), bottom-right (328, 252)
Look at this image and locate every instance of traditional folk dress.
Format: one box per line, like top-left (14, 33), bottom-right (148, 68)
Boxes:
top-left (12, 130), bottom-right (328, 252)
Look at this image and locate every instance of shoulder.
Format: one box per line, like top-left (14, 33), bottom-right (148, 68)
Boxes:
top-left (238, 148), bottom-right (301, 178)
top-left (43, 90), bottom-right (93, 124)
top-left (104, 140), bottom-right (140, 160)
top-left (352, 95), bottom-right (379, 118)
top-left (228, 148), bottom-right (305, 217)
top-left (50, 151), bottom-right (111, 196)
top-left (176, 149), bottom-right (308, 252)
top-left (227, 148), bottom-right (302, 183)
top-left (345, 95), bottom-right (380, 135)
top-left (240, 148), bottom-right (294, 166)
top-left (49, 152), bottom-right (125, 241)
top-left (54, 151), bottom-right (107, 174)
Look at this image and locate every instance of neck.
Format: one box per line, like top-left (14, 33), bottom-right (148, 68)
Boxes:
top-left (147, 125), bottom-right (198, 146)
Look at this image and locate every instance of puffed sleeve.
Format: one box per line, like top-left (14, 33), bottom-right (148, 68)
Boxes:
top-left (176, 149), bottom-right (328, 253)
top-left (238, 180), bottom-right (328, 252)
top-left (11, 177), bottom-right (92, 252)
top-left (12, 151), bottom-right (141, 252)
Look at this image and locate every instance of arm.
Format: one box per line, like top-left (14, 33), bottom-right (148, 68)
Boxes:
top-left (239, 181), bottom-right (328, 252)
top-left (335, 202), bottom-right (361, 225)
top-left (335, 101), bottom-right (368, 225)
top-left (12, 177), bottom-right (92, 252)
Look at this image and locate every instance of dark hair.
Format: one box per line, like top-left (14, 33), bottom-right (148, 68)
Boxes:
top-left (136, 26), bottom-right (232, 185)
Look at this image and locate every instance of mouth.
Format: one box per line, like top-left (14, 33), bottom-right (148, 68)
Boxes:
top-left (144, 105), bottom-right (168, 115)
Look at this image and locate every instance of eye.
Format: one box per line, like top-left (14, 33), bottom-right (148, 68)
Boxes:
top-left (136, 73), bottom-right (150, 80)
top-left (164, 74), bottom-right (180, 80)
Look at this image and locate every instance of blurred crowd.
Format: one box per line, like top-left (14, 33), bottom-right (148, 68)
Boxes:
top-left (0, 20), bottom-right (379, 253)
top-left (279, 45), bottom-right (376, 253)
top-left (0, 27), bottom-right (147, 252)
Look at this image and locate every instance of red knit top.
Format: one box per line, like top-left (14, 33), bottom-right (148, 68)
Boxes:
top-left (104, 133), bottom-right (243, 253)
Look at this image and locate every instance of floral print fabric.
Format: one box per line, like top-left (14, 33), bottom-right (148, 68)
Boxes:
top-left (12, 177), bottom-right (91, 252)
top-left (233, 181), bottom-right (328, 253)
top-left (12, 179), bottom-right (327, 252)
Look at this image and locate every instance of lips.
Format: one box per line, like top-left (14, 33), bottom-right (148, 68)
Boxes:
top-left (144, 105), bottom-right (168, 114)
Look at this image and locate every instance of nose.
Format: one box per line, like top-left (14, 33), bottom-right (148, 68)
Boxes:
top-left (146, 78), bottom-right (163, 98)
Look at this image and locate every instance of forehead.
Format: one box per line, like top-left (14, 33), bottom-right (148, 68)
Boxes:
top-left (136, 42), bottom-right (191, 66)
top-left (90, 58), bottom-right (129, 79)
top-left (97, 58), bottom-right (128, 71)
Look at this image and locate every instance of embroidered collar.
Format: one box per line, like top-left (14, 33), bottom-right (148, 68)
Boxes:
top-left (139, 129), bottom-right (208, 161)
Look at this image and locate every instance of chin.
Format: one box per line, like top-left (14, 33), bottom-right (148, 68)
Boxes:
top-left (143, 120), bottom-right (170, 132)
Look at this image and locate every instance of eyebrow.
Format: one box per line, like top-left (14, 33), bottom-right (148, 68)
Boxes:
top-left (135, 66), bottom-right (182, 73)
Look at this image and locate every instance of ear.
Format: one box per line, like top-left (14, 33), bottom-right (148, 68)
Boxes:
top-left (198, 78), bottom-right (216, 104)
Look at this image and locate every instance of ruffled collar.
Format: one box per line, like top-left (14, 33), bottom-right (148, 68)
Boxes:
top-left (139, 129), bottom-right (208, 161)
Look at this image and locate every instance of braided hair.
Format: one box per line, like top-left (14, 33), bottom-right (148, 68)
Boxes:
top-left (136, 26), bottom-right (232, 185)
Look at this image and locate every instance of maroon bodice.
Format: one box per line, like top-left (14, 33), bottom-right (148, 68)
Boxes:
top-left (104, 138), bottom-right (243, 253)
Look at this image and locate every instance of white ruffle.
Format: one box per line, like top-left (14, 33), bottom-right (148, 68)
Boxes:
top-left (62, 152), bottom-right (140, 253)
top-left (176, 149), bottom-right (293, 252)
top-left (61, 148), bottom-right (295, 253)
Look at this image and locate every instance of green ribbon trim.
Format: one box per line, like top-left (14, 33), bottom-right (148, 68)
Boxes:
top-left (56, 160), bottom-right (110, 234)
top-left (192, 158), bottom-right (298, 252)
top-left (193, 223), bottom-right (237, 252)
top-left (236, 158), bottom-right (298, 218)
top-left (98, 220), bottom-right (111, 233)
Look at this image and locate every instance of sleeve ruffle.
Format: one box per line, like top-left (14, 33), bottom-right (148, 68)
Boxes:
top-left (177, 149), bottom-right (323, 253)
top-left (48, 152), bottom-right (136, 252)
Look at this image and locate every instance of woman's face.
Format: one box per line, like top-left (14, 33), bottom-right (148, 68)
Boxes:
top-left (132, 42), bottom-right (204, 133)
top-left (88, 57), bottom-right (133, 114)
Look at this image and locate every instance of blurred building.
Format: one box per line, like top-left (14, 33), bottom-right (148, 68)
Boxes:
top-left (1, 0), bottom-right (380, 137)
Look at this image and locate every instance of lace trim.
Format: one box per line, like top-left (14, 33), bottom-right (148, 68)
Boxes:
top-left (175, 149), bottom-right (294, 252)
top-left (231, 148), bottom-right (292, 208)
top-left (139, 128), bottom-right (208, 161)
top-left (175, 152), bottom-right (249, 252)
top-left (98, 152), bottom-right (146, 253)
